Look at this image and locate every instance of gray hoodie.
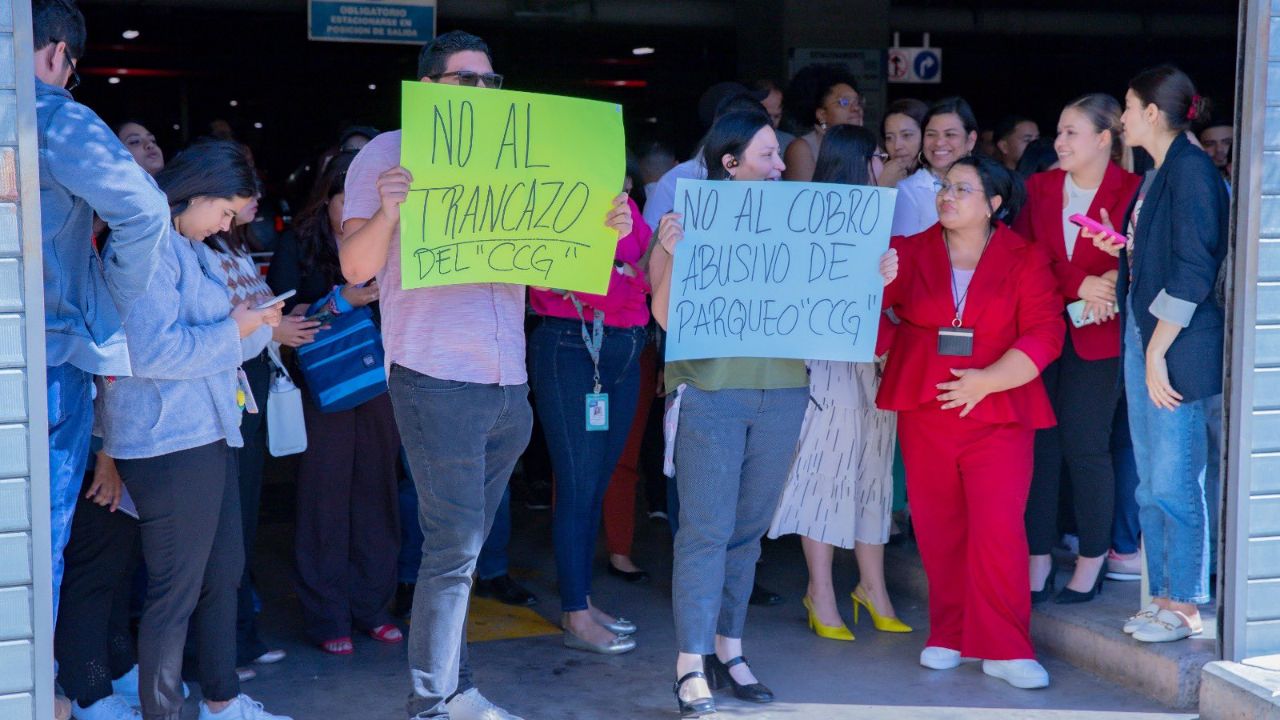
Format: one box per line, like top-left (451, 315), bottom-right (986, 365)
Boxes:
top-left (98, 228), bottom-right (244, 459)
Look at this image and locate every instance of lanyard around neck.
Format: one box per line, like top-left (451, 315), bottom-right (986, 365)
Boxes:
top-left (566, 293), bottom-right (605, 394)
top-left (942, 227), bottom-right (992, 327)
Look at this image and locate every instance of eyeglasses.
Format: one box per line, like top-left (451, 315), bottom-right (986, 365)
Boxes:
top-left (830, 95), bottom-right (865, 110)
top-left (63, 47), bottom-right (80, 91)
top-left (871, 151), bottom-right (890, 163)
top-left (429, 71), bottom-right (504, 89)
top-left (934, 181), bottom-right (981, 198)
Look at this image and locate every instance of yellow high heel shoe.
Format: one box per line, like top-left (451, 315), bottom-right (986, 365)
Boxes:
top-left (803, 596), bottom-right (854, 641)
top-left (851, 588), bottom-right (913, 633)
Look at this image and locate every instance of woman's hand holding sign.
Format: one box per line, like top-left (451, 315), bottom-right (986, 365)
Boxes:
top-left (879, 248), bottom-right (899, 286)
top-left (606, 193), bottom-right (633, 240)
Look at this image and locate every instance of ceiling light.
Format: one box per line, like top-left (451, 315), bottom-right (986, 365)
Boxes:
top-left (172, 124), bottom-right (180, 130)
top-left (632, 47), bottom-right (654, 56)
top-left (229, 100), bottom-right (239, 107)
top-left (122, 30), bottom-right (140, 40)
top-left (107, 77), bottom-right (120, 85)
top-left (253, 122), bottom-right (263, 129)
top-left (368, 83), bottom-right (377, 90)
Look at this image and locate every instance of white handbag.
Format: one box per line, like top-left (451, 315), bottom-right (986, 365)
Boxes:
top-left (266, 343), bottom-right (307, 457)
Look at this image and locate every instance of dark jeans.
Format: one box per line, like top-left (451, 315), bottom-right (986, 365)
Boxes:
top-left (118, 441), bottom-right (242, 720)
top-left (55, 485), bottom-right (139, 706)
top-left (294, 391), bottom-right (401, 642)
top-left (48, 363), bottom-right (94, 626)
top-left (529, 318), bottom-right (644, 611)
top-left (1026, 332), bottom-right (1119, 558)
top-left (1111, 394), bottom-right (1141, 554)
top-left (236, 352), bottom-right (271, 665)
top-left (389, 366), bottom-right (532, 719)
top-left (399, 457), bottom-right (513, 583)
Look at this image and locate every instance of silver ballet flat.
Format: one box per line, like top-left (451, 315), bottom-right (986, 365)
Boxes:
top-left (603, 617), bottom-right (637, 636)
top-left (563, 630), bottom-right (637, 655)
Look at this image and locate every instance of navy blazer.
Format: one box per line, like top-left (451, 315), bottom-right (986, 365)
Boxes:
top-left (1117, 133), bottom-right (1229, 402)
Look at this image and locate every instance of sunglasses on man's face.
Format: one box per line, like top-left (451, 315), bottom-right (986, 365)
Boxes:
top-left (429, 70), bottom-right (504, 89)
top-left (64, 47), bottom-right (80, 91)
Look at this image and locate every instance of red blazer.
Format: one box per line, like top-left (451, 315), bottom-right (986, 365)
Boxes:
top-left (1013, 164), bottom-right (1142, 360)
top-left (877, 223), bottom-right (1065, 430)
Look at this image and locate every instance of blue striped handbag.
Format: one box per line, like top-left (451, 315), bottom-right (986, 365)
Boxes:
top-left (295, 302), bottom-right (387, 413)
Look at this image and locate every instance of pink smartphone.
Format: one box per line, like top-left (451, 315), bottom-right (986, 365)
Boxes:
top-left (1069, 213), bottom-right (1127, 246)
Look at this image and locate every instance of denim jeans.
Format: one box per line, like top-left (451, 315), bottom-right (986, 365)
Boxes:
top-left (389, 366), bottom-right (532, 719)
top-left (1123, 307), bottom-right (1217, 604)
top-left (398, 458), bottom-right (512, 584)
top-left (672, 385), bottom-right (807, 653)
top-left (48, 363), bottom-right (94, 626)
top-left (529, 317), bottom-right (644, 611)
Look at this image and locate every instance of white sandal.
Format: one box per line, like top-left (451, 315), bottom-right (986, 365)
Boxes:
top-left (1131, 609), bottom-right (1202, 643)
top-left (1122, 602), bottom-right (1160, 634)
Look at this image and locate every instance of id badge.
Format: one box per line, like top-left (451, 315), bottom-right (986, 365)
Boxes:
top-left (237, 368), bottom-right (260, 414)
top-left (585, 392), bottom-right (609, 432)
top-left (937, 327), bottom-right (975, 357)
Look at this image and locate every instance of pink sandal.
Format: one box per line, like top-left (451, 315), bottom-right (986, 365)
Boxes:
top-left (321, 637), bottom-right (354, 655)
top-left (369, 624), bottom-right (404, 644)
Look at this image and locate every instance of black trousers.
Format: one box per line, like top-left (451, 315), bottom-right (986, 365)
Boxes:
top-left (1026, 331), bottom-right (1120, 558)
top-left (235, 352), bottom-right (271, 665)
top-left (293, 392), bottom-right (401, 642)
top-left (54, 485), bottom-right (139, 706)
top-left (118, 441), bottom-right (243, 720)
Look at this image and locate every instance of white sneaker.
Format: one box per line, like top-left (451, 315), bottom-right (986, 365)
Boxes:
top-left (111, 666), bottom-right (191, 709)
top-left (71, 695), bottom-right (139, 720)
top-left (1122, 603), bottom-right (1161, 634)
top-left (1131, 609), bottom-right (1202, 643)
top-left (196, 694), bottom-right (292, 720)
top-left (982, 659), bottom-right (1050, 689)
top-left (444, 689), bottom-right (525, 720)
top-left (919, 646), bottom-right (962, 670)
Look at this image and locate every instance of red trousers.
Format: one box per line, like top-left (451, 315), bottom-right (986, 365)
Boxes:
top-left (602, 343), bottom-right (658, 556)
top-left (897, 407), bottom-right (1037, 660)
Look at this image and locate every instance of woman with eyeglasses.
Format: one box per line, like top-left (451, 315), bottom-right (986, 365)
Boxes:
top-left (767, 125), bottom-right (911, 643)
top-left (97, 139), bottom-right (290, 720)
top-left (782, 63), bottom-right (865, 182)
top-left (1013, 94), bottom-right (1142, 607)
top-left (878, 98), bottom-right (928, 189)
top-left (878, 155), bottom-right (1063, 690)
top-left (892, 97), bottom-right (980, 237)
top-left (266, 151), bottom-right (404, 656)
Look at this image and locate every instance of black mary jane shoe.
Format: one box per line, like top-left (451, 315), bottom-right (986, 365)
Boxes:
top-left (1055, 571), bottom-right (1104, 604)
top-left (607, 562), bottom-right (651, 584)
top-left (705, 654), bottom-right (774, 703)
top-left (673, 671), bottom-right (716, 718)
top-left (1030, 571), bottom-right (1056, 606)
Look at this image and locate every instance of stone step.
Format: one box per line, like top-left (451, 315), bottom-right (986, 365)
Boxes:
top-left (885, 543), bottom-right (1215, 709)
top-left (1200, 660), bottom-right (1280, 720)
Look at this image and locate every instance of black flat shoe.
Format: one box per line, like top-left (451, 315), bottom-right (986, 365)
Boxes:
top-left (1055, 571), bottom-right (1104, 604)
top-left (474, 575), bottom-right (538, 607)
top-left (705, 654), bottom-right (774, 703)
top-left (607, 562), bottom-right (650, 584)
top-left (749, 582), bottom-right (783, 606)
top-left (673, 671), bottom-right (716, 717)
top-left (1030, 570), bottom-right (1055, 606)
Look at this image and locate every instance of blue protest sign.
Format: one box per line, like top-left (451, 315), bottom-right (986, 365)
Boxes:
top-left (665, 179), bottom-right (896, 362)
top-left (309, 0), bottom-right (435, 45)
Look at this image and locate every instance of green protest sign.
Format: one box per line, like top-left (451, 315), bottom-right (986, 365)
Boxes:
top-left (399, 81), bottom-right (625, 292)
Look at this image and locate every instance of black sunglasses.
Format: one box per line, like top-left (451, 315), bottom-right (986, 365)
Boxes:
top-left (63, 47), bottom-right (80, 91)
top-left (428, 70), bottom-right (504, 89)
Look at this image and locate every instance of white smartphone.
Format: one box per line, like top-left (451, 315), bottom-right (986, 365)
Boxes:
top-left (254, 289), bottom-right (295, 310)
top-left (1066, 299), bottom-right (1119, 328)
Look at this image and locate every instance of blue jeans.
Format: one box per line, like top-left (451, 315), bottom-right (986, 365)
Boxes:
top-left (389, 367), bottom-right (532, 719)
top-left (1110, 395), bottom-right (1141, 555)
top-left (671, 385), bottom-right (807, 653)
top-left (398, 454), bottom-right (511, 584)
top-left (529, 318), bottom-right (644, 611)
top-left (1123, 308), bottom-right (1218, 604)
top-left (48, 363), bottom-right (94, 625)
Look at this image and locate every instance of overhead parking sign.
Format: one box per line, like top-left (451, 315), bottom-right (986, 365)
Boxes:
top-left (309, 0), bottom-right (436, 45)
top-left (887, 46), bottom-right (943, 84)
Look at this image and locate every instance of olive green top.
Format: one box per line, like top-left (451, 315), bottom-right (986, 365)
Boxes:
top-left (665, 357), bottom-right (809, 393)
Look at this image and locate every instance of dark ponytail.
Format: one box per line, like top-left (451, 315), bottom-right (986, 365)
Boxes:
top-left (950, 155), bottom-right (1025, 226)
top-left (1129, 64), bottom-right (1206, 132)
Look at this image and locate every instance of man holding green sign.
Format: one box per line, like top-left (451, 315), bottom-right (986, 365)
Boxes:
top-left (337, 30), bottom-right (632, 720)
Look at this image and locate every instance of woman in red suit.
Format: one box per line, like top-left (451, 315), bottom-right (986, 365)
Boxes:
top-left (1014, 94), bottom-right (1143, 605)
top-left (879, 155), bottom-right (1064, 690)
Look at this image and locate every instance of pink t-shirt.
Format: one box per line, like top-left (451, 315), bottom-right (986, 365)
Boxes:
top-left (342, 131), bottom-right (527, 385)
top-left (527, 196), bottom-right (652, 328)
